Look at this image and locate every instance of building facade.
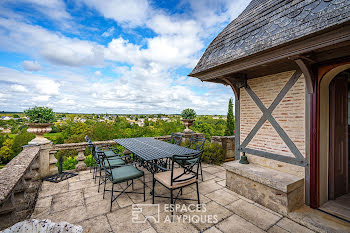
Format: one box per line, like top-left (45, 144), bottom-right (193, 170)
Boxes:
top-left (190, 0), bottom-right (350, 219)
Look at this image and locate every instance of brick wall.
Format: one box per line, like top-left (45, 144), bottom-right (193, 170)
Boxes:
top-left (240, 70), bottom-right (305, 176)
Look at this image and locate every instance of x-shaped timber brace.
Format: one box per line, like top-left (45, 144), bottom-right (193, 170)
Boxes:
top-left (223, 70), bottom-right (307, 167)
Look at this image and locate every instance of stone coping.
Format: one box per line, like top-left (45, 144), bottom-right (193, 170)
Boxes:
top-left (223, 161), bottom-right (303, 193)
top-left (52, 140), bottom-right (116, 151)
top-left (211, 136), bottom-right (235, 139)
top-left (0, 146), bottom-right (40, 203)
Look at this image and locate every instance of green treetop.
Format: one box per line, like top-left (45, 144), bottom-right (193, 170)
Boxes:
top-left (225, 98), bottom-right (235, 136)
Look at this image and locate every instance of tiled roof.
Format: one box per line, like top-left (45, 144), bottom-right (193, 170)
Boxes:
top-left (190, 0), bottom-right (350, 76)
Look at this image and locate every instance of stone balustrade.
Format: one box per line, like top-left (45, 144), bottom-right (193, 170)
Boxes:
top-left (0, 140), bottom-right (116, 230)
top-left (0, 146), bottom-right (41, 230)
top-left (51, 140), bottom-right (116, 172)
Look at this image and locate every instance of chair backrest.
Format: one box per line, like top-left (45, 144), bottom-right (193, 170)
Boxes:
top-left (189, 135), bottom-right (206, 151)
top-left (170, 150), bottom-right (202, 186)
top-left (170, 133), bottom-right (182, 145)
top-left (85, 135), bottom-right (91, 142)
top-left (98, 150), bottom-right (113, 180)
top-left (86, 139), bottom-right (95, 157)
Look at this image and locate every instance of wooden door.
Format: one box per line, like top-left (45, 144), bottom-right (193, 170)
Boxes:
top-left (329, 75), bottom-right (349, 199)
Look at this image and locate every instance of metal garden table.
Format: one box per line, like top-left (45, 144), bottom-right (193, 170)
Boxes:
top-left (113, 137), bottom-right (197, 173)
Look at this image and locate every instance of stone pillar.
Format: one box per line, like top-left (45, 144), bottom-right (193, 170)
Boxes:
top-left (38, 142), bottom-right (55, 178)
top-left (211, 136), bottom-right (235, 161)
top-left (49, 150), bottom-right (58, 175)
top-left (75, 147), bottom-right (87, 171)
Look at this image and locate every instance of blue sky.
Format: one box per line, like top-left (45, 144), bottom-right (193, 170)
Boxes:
top-left (0, 0), bottom-right (248, 114)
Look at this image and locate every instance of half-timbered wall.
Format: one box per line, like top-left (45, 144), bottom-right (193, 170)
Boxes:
top-left (240, 70), bottom-right (306, 177)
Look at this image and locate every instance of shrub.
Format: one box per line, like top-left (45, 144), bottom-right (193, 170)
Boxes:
top-left (84, 154), bottom-right (96, 167)
top-left (61, 156), bottom-right (78, 170)
top-left (181, 109), bottom-right (197, 119)
top-left (201, 142), bottom-right (225, 165)
top-left (55, 150), bottom-right (78, 170)
top-left (24, 106), bottom-right (56, 123)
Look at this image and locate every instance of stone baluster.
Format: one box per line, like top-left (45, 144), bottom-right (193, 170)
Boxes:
top-left (75, 147), bottom-right (87, 171)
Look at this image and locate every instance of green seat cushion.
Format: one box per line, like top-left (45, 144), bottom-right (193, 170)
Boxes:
top-left (104, 150), bottom-right (117, 157)
top-left (102, 158), bottom-right (125, 168)
top-left (109, 166), bottom-right (144, 183)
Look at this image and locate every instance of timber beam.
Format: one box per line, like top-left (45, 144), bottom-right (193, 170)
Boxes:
top-left (290, 55), bottom-right (315, 94)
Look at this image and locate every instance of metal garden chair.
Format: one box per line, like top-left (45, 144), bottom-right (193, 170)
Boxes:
top-left (99, 151), bottom-right (145, 212)
top-left (152, 150), bottom-right (202, 216)
top-left (85, 136), bottom-right (128, 190)
top-left (185, 135), bottom-right (206, 181)
top-left (168, 133), bottom-right (183, 145)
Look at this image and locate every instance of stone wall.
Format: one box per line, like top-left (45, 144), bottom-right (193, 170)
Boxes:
top-left (240, 70), bottom-right (306, 176)
top-left (211, 136), bottom-right (235, 160)
top-left (0, 146), bottom-right (41, 230)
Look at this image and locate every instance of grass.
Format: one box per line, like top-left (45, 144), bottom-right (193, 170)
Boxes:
top-left (0, 164), bottom-right (5, 169)
top-left (6, 134), bottom-right (17, 139)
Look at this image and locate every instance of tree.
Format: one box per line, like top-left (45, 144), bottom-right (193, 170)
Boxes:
top-left (0, 138), bottom-right (14, 163)
top-left (225, 98), bottom-right (235, 136)
top-left (11, 131), bottom-right (35, 156)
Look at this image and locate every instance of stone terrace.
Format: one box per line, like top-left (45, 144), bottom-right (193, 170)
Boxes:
top-left (31, 163), bottom-right (318, 233)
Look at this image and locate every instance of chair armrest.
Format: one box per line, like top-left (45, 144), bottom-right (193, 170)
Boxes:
top-left (155, 164), bottom-right (170, 171)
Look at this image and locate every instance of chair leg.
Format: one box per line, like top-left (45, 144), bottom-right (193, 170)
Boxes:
top-left (170, 189), bottom-right (174, 217)
top-left (152, 176), bottom-right (156, 204)
top-left (196, 182), bottom-right (200, 205)
top-left (180, 188), bottom-right (183, 195)
top-left (110, 183), bottom-right (114, 212)
top-left (132, 179), bottom-right (134, 190)
top-left (103, 175), bottom-right (107, 199)
top-left (98, 169), bottom-right (102, 193)
top-left (200, 162), bottom-right (204, 181)
top-left (143, 175), bottom-right (146, 201)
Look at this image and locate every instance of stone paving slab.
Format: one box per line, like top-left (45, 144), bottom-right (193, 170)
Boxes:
top-left (227, 199), bottom-right (282, 231)
top-left (216, 214), bottom-right (265, 233)
top-left (30, 163), bottom-right (321, 233)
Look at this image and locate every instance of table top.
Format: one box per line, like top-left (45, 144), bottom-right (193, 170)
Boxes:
top-left (114, 137), bottom-right (198, 161)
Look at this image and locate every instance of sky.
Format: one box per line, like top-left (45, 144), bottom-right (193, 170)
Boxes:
top-left (0, 0), bottom-right (249, 115)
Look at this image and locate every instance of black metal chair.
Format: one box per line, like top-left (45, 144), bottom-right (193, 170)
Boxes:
top-left (99, 151), bottom-right (145, 212)
top-left (85, 136), bottom-right (129, 192)
top-left (168, 133), bottom-right (183, 145)
top-left (185, 135), bottom-right (206, 181)
top-left (152, 150), bottom-right (202, 216)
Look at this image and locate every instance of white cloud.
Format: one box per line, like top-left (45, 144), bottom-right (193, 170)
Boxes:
top-left (35, 79), bottom-right (60, 95)
top-left (0, 66), bottom-right (233, 114)
top-left (33, 95), bottom-right (51, 102)
top-left (102, 27), bottom-right (115, 37)
top-left (22, 60), bottom-right (43, 71)
top-left (81, 0), bottom-right (150, 27)
top-left (11, 84), bottom-right (29, 92)
top-left (0, 19), bottom-right (104, 67)
top-left (17, 0), bottom-right (71, 21)
top-left (57, 97), bottom-right (76, 105)
top-left (0, 0), bottom-right (245, 114)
